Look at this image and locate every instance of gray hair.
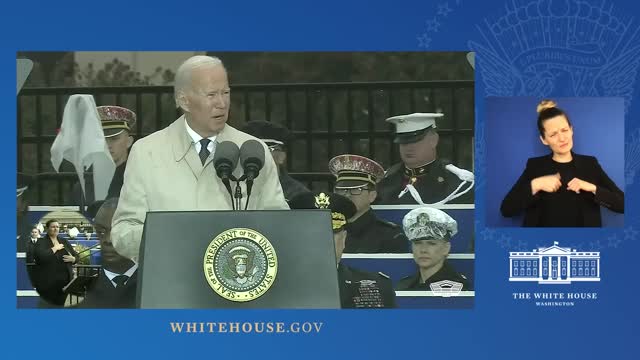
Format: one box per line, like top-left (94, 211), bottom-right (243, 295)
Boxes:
top-left (174, 55), bottom-right (225, 109)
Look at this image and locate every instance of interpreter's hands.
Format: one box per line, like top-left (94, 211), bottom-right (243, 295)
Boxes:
top-left (567, 177), bottom-right (596, 194)
top-left (52, 243), bottom-right (65, 252)
top-left (62, 255), bottom-right (75, 263)
top-left (531, 173), bottom-right (562, 195)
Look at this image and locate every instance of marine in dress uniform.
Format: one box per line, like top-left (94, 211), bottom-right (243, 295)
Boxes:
top-left (289, 191), bottom-right (396, 308)
top-left (329, 154), bottom-right (408, 253)
top-left (69, 105), bottom-right (136, 206)
top-left (396, 207), bottom-right (471, 291)
top-left (376, 113), bottom-right (474, 205)
top-left (241, 120), bottom-right (309, 201)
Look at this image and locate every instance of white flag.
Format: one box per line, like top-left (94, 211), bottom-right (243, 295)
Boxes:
top-left (17, 58), bottom-right (33, 94)
top-left (50, 94), bottom-right (116, 202)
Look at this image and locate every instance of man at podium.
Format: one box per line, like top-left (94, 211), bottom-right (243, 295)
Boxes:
top-left (289, 192), bottom-right (396, 308)
top-left (111, 55), bottom-right (288, 261)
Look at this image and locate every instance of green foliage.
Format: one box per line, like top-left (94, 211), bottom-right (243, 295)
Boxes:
top-left (74, 58), bottom-right (175, 86)
top-left (73, 244), bottom-right (91, 265)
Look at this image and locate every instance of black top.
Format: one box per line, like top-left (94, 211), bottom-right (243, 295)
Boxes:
top-left (338, 264), bottom-right (396, 308)
top-left (32, 236), bottom-right (79, 301)
top-left (376, 159), bottom-right (474, 205)
top-left (80, 269), bottom-right (138, 309)
top-left (501, 153), bottom-right (624, 227)
top-left (396, 261), bottom-right (471, 291)
top-left (540, 160), bottom-right (581, 226)
top-left (344, 209), bottom-right (409, 253)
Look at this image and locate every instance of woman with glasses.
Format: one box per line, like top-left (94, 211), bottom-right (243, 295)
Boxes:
top-left (500, 100), bottom-right (624, 227)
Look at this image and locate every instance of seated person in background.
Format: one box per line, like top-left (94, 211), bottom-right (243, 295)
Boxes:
top-left (289, 191), bottom-right (396, 308)
top-left (81, 198), bottom-right (137, 308)
top-left (396, 207), bottom-right (471, 291)
top-left (377, 113), bottom-right (474, 205)
top-left (241, 120), bottom-right (309, 201)
top-left (329, 154), bottom-right (408, 253)
top-left (26, 227), bottom-right (40, 285)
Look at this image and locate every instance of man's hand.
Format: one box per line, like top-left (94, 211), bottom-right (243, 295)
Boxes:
top-left (531, 173), bottom-right (562, 195)
top-left (567, 178), bottom-right (596, 194)
top-left (62, 255), bottom-right (75, 263)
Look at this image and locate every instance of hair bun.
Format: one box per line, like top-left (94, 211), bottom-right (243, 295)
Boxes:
top-left (537, 100), bottom-right (557, 113)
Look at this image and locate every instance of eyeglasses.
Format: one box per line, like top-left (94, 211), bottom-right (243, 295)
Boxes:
top-left (335, 187), bottom-right (369, 196)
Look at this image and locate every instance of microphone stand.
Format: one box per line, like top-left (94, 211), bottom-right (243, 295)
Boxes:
top-left (234, 175), bottom-right (246, 211)
top-left (224, 175), bottom-right (238, 211)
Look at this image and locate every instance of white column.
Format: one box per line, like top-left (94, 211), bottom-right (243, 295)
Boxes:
top-left (539, 256), bottom-right (543, 280)
top-left (566, 256), bottom-right (571, 281)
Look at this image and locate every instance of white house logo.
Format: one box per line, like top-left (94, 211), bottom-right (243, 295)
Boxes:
top-left (509, 242), bottom-right (600, 284)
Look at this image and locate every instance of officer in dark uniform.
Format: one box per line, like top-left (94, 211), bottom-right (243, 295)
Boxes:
top-left (376, 113), bottom-right (474, 205)
top-left (70, 105), bottom-right (136, 207)
top-left (289, 191), bottom-right (396, 308)
top-left (80, 198), bottom-right (138, 308)
top-left (396, 206), bottom-right (471, 291)
top-left (242, 120), bottom-right (309, 201)
top-left (329, 154), bottom-right (408, 253)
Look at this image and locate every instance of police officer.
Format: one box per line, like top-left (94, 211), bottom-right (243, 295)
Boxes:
top-left (289, 191), bottom-right (396, 308)
top-left (396, 206), bottom-right (471, 291)
top-left (329, 154), bottom-right (408, 253)
top-left (70, 105), bottom-right (136, 206)
top-left (376, 113), bottom-right (474, 205)
top-left (241, 120), bottom-right (309, 201)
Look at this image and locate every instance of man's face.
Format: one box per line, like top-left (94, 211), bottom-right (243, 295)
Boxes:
top-left (399, 132), bottom-right (438, 168)
top-left (94, 208), bottom-right (128, 266)
top-left (106, 132), bottom-right (133, 166)
top-left (182, 65), bottom-right (230, 137)
top-left (411, 239), bottom-right (450, 269)
top-left (30, 228), bottom-right (39, 239)
top-left (334, 186), bottom-right (376, 216)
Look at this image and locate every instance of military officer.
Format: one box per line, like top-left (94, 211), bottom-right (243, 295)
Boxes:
top-left (329, 154), bottom-right (408, 253)
top-left (241, 120), bottom-right (309, 201)
top-left (376, 113), bottom-right (474, 205)
top-left (69, 105), bottom-right (136, 206)
top-left (396, 206), bottom-right (471, 291)
top-left (289, 191), bottom-right (396, 308)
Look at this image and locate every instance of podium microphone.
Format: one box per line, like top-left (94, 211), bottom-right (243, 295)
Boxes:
top-left (213, 141), bottom-right (240, 209)
top-left (239, 140), bottom-right (265, 210)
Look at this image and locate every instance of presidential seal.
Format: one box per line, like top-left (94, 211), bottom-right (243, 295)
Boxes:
top-left (203, 228), bottom-right (278, 302)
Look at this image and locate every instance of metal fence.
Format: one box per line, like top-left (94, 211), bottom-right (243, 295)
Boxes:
top-left (18, 80), bottom-right (474, 205)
